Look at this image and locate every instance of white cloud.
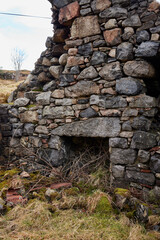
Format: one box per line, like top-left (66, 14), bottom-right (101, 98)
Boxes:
top-left (0, 0), bottom-right (53, 70)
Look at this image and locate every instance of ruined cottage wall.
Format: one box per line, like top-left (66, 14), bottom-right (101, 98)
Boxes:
top-left (1, 0), bottom-right (160, 192)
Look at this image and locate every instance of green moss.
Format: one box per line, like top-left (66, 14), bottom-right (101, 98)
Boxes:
top-left (75, 181), bottom-right (96, 195)
top-left (26, 104), bottom-right (36, 109)
top-left (95, 196), bottom-right (112, 215)
top-left (0, 168), bottom-right (20, 178)
top-left (126, 210), bottom-right (136, 219)
top-left (114, 188), bottom-right (130, 198)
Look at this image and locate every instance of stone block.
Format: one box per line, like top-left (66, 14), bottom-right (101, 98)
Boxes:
top-left (78, 43), bottom-right (93, 56)
top-left (65, 81), bottom-right (100, 98)
top-left (135, 41), bottom-right (159, 57)
top-left (71, 16), bottom-right (101, 38)
top-left (14, 98), bottom-right (30, 107)
top-left (90, 51), bottom-right (107, 65)
top-left (122, 14), bottom-right (141, 27)
top-left (110, 148), bottom-right (137, 165)
top-left (112, 165), bottom-right (125, 178)
top-left (117, 42), bottom-right (133, 61)
top-left (99, 62), bottom-right (122, 81)
top-left (90, 95), bottom-right (106, 108)
top-left (53, 29), bottom-right (69, 43)
top-left (35, 126), bottom-right (48, 135)
top-left (91, 0), bottom-right (111, 13)
top-left (104, 28), bottom-right (122, 46)
top-left (137, 150), bottom-right (150, 163)
top-left (99, 7), bottom-right (127, 19)
top-left (105, 96), bottom-right (127, 108)
top-left (80, 107), bottom-right (98, 118)
top-left (77, 66), bottom-right (98, 80)
top-left (59, 1), bottom-right (80, 25)
top-left (131, 116), bottom-right (152, 131)
top-left (52, 90), bottom-right (65, 99)
top-left (129, 95), bottom-right (157, 108)
top-left (109, 138), bottom-right (128, 148)
top-left (51, 117), bottom-right (121, 137)
top-left (116, 77), bottom-right (143, 96)
top-left (125, 171), bottom-right (155, 186)
top-left (49, 66), bottom-right (63, 79)
top-left (131, 131), bottom-right (157, 149)
top-left (43, 106), bottom-right (74, 118)
top-left (36, 92), bottom-right (51, 105)
top-left (66, 56), bottom-right (84, 67)
top-left (150, 154), bottom-right (160, 173)
top-left (20, 111), bottom-right (38, 123)
top-left (123, 60), bottom-right (155, 78)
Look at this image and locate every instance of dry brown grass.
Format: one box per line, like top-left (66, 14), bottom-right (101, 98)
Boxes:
top-left (0, 199), bottom-right (160, 240)
top-left (0, 79), bottom-right (23, 104)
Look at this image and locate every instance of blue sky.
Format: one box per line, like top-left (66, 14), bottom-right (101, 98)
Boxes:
top-left (0, 0), bottom-right (52, 70)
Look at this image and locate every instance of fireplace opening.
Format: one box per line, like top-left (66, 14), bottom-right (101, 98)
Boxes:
top-left (143, 56), bottom-right (160, 98)
top-left (63, 137), bottom-right (110, 181)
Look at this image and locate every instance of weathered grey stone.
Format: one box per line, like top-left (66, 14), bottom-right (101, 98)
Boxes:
top-left (79, 0), bottom-right (90, 5)
top-left (99, 7), bottom-right (127, 19)
top-left (24, 123), bottom-right (35, 135)
top-left (131, 131), bottom-right (157, 149)
top-left (35, 126), bottom-right (48, 134)
top-left (90, 51), bottom-right (107, 65)
top-left (122, 108), bottom-right (138, 117)
top-left (138, 150), bottom-right (150, 163)
top-left (36, 92), bottom-right (51, 105)
top-left (112, 0), bottom-right (129, 7)
top-left (77, 66), bottom-right (98, 80)
top-left (122, 121), bottom-right (132, 131)
top-left (51, 117), bottom-right (121, 137)
top-left (52, 0), bottom-right (73, 8)
top-left (112, 165), bottom-right (125, 178)
top-left (131, 116), bottom-right (152, 131)
top-left (49, 66), bottom-right (63, 79)
top-left (129, 95), bottom-right (157, 108)
top-left (48, 136), bottom-right (63, 150)
top-left (91, 0), bottom-right (111, 13)
top-left (110, 148), bottom-right (137, 164)
top-left (70, 66), bottom-right (80, 74)
top-left (80, 8), bottom-right (92, 16)
top-left (105, 19), bottom-right (118, 29)
top-left (117, 42), bottom-right (133, 61)
top-left (93, 40), bottom-right (106, 47)
top-left (80, 107), bottom-right (98, 118)
top-left (43, 81), bottom-right (57, 92)
top-left (136, 30), bottom-right (150, 43)
top-left (12, 129), bottom-right (23, 137)
top-left (90, 95), bottom-right (106, 108)
top-left (135, 42), bottom-right (159, 58)
top-left (99, 62), bottom-right (122, 81)
top-left (71, 16), bottom-right (101, 38)
top-left (125, 171), bottom-right (155, 186)
top-left (65, 81), bottom-right (100, 98)
top-left (150, 154), bottom-right (160, 173)
top-left (55, 98), bottom-right (75, 106)
top-left (59, 74), bottom-right (75, 87)
top-left (116, 77), bottom-right (143, 95)
top-left (78, 43), bottom-right (93, 56)
top-left (14, 98), bottom-right (30, 107)
top-left (109, 137), bottom-right (128, 148)
top-left (122, 14), bottom-right (141, 27)
top-left (38, 148), bottom-right (67, 167)
top-left (105, 96), bottom-right (127, 108)
top-left (43, 106), bottom-right (74, 118)
top-left (20, 111), bottom-right (38, 123)
top-left (123, 60), bottom-right (155, 78)
top-left (150, 26), bottom-right (160, 34)
top-left (122, 27), bottom-right (134, 40)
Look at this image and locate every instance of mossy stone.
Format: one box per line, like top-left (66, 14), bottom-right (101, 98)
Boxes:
top-left (95, 196), bottom-right (112, 215)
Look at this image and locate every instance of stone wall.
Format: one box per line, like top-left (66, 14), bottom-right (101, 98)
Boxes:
top-left (1, 0), bottom-right (160, 193)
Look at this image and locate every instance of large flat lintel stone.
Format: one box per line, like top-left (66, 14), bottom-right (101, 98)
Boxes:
top-left (51, 117), bottom-right (121, 137)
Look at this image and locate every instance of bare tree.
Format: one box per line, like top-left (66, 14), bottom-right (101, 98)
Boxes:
top-left (11, 48), bottom-right (26, 81)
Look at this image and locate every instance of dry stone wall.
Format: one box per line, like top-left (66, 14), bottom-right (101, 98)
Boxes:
top-left (1, 0), bottom-right (160, 193)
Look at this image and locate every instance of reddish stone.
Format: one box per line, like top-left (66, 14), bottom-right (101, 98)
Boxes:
top-left (59, 1), bottom-right (80, 26)
top-left (140, 169), bottom-right (151, 173)
top-left (148, 1), bottom-right (160, 13)
top-left (6, 190), bottom-right (27, 204)
top-left (50, 182), bottom-right (72, 189)
top-left (67, 56), bottom-right (84, 67)
top-left (104, 28), bottom-right (122, 46)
